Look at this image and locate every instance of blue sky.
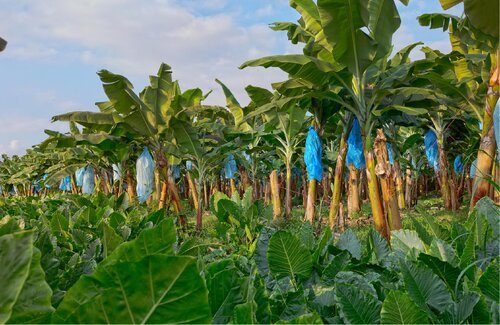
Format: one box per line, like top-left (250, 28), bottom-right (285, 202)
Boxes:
top-left (0, 0), bottom-right (461, 156)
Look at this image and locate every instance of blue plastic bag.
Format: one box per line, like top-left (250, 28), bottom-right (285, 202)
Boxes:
top-left (470, 159), bottom-right (477, 179)
top-left (224, 154), bottom-right (237, 179)
top-left (112, 164), bottom-right (122, 183)
top-left (59, 176), bottom-right (72, 191)
top-left (346, 118), bottom-right (366, 169)
top-left (454, 155), bottom-right (463, 174)
top-left (76, 167), bottom-right (85, 187)
top-left (136, 147), bottom-right (154, 203)
top-left (82, 166), bottom-right (95, 194)
top-left (494, 101), bottom-right (500, 161)
top-left (33, 179), bottom-right (41, 193)
top-left (172, 164), bottom-right (181, 179)
top-left (424, 130), bottom-right (439, 172)
top-left (186, 160), bottom-right (193, 171)
top-left (42, 173), bottom-right (52, 189)
top-left (304, 126), bottom-right (323, 181)
top-left (386, 143), bottom-right (394, 165)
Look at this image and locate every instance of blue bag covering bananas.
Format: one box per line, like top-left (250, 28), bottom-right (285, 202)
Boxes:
top-left (59, 176), bottom-right (72, 191)
top-left (470, 159), bottom-right (477, 178)
top-left (224, 154), bottom-right (237, 179)
top-left (82, 166), bottom-right (95, 194)
top-left (172, 164), bottom-right (181, 179)
top-left (386, 143), bottom-right (394, 165)
top-left (112, 164), bottom-right (122, 183)
top-left (454, 155), bottom-right (463, 174)
top-left (304, 126), bottom-right (323, 181)
top-left (346, 118), bottom-right (366, 169)
top-left (136, 147), bottom-right (154, 203)
top-left (76, 167), bottom-right (85, 187)
top-left (424, 130), bottom-right (439, 172)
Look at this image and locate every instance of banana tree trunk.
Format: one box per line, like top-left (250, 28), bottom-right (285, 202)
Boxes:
top-left (158, 181), bottom-right (168, 209)
top-left (204, 181), bottom-right (209, 210)
top-left (302, 169), bottom-right (307, 208)
top-left (186, 172), bottom-right (199, 211)
top-left (347, 164), bottom-right (360, 218)
top-left (405, 158), bottom-right (412, 208)
top-left (471, 66), bottom-right (499, 210)
top-left (394, 160), bottom-right (405, 209)
top-left (154, 169), bottom-right (161, 202)
top-left (240, 168), bottom-right (250, 192)
top-left (70, 174), bottom-right (78, 195)
top-left (304, 179), bottom-right (316, 223)
top-left (364, 145), bottom-right (390, 240)
top-left (196, 176), bottom-right (203, 231)
top-left (329, 135), bottom-right (347, 228)
top-left (374, 130), bottom-right (401, 231)
top-left (270, 170), bottom-right (281, 220)
top-left (494, 161), bottom-right (500, 204)
top-left (230, 179), bottom-right (236, 197)
top-left (285, 163), bottom-right (292, 219)
top-left (167, 172), bottom-right (185, 226)
top-left (126, 169), bottom-right (136, 200)
top-left (437, 140), bottom-right (452, 210)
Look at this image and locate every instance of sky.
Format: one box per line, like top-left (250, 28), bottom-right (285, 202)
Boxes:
top-left (0, 0), bottom-right (462, 156)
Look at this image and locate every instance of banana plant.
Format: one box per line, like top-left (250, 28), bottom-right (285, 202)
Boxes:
top-left (241, 0), bottom-right (421, 239)
top-left (418, 4), bottom-right (499, 210)
top-left (52, 64), bottom-right (210, 212)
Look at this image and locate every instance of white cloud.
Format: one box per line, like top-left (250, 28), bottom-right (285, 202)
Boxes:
top-left (0, 0), bottom-right (290, 105)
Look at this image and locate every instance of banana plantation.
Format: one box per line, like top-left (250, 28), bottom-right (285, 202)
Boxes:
top-left (0, 0), bottom-right (499, 324)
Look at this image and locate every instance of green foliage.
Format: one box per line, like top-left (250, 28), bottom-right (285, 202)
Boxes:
top-left (267, 231), bottom-right (313, 280)
top-left (0, 192), bottom-right (498, 324)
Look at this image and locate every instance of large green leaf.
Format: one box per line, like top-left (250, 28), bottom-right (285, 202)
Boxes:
top-left (440, 292), bottom-right (480, 324)
top-left (53, 219), bottom-right (178, 322)
top-left (367, 0), bottom-right (401, 58)
top-left (336, 229), bottom-right (361, 260)
top-left (478, 258), bottom-right (499, 302)
top-left (141, 63), bottom-right (176, 131)
top-left (428, 238), bottom-right (459, 267)
top-left (0, 231), bottom-right (34, 323)
top-left (97, 69), bottom-right (157, 136)
top-left (380, 291), bottom-right (428, 324)
top-left (216, 79), bottom-right (251, 132)
top-left (0, 232), bottom-right (54, 323)
top-left (205, 259), bottom-right (244, 324)
top-left (170, 118), bottom-right (204, 159)
top-left (334, 272), bottom-right (381, 324)
top-left (101, 218), bottom-right (177, 267)
top-left (240, 55), bottom-right (337, 86)
top-left (267, 231), bottom-right (312, 279)
top-left (418, 254), bottom-right (461, 292)
top-left (54, 255), bottom-right (210, 323)
top-left (367, 228), bottom-right (391, 266)
top-left (391, 229), bottom-right (425, 260)
top-left (464, 0), bottom-right (499, 38)
top-left (399, 259), bottom-right (453, 315)
top-left (317, 0), bottom-right (376, 77)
